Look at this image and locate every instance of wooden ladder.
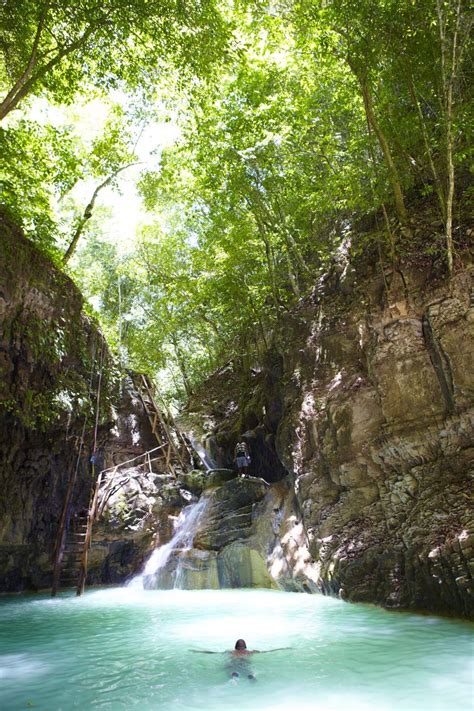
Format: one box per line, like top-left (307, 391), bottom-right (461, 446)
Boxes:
top-left (52, 464), bottom-right (106, 597)
top-left (56, 512), bottom-right (88, 591)
top-left (76, 467), bottom-right (105, 596)
top-left (51, 484), bottom-right (91, 597)
top-left (52, 373), bottom-right (194, 597)
top-left (132, 373), bottom-right (192, 475)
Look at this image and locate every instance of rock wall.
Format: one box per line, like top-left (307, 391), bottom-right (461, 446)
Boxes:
top-left (0, 215), bottom-right (181, 592)
top-left (2, 210), bottom-right (472, 617)
top-left (0, 212), bottom-right (115, 590)
top-left (84, 376), bottom-right (186, 586)
top-left (0, 213), bottom-right (317, 594)
top-left (183, 254), bottom-right (474, 617)
top-left (140, 473), bottom-right (318, 592)
top-left (280, 260), bottom-right (474, 617)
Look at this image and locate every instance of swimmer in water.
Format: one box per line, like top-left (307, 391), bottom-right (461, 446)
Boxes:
top-left (191, 638), bottom-right (290, 682)
top-left (233, 639), bottom-right (255, 655)
top-left (229, 639), bottom-right (257, 681)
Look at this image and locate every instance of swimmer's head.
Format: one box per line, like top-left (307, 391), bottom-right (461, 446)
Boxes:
top-left (235, 639), bottom-right (247, 650)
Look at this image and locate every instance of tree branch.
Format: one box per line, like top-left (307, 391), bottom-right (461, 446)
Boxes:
top-left (0, 19), bottom-right (99, 121)
top-left (0, 3), bottom-right (49, 120)
top-left (63, 162), bottom-right (140, 263)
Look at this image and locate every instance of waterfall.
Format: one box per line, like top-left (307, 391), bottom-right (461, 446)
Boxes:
top-left (128, 498), bottom-right (208, 590)
top-left (188, 436), bottom-right (216, 471)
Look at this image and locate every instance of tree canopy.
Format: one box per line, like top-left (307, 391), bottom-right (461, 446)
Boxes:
top-left (1, 0), bottom-right (472, 402)
top-left (0, 0), bottom-right (229, 119)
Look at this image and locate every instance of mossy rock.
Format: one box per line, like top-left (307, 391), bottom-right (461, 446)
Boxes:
top-left (204, 468), bottom-right (236, 488)
top-left (179, 470), bottom-right (207, 495)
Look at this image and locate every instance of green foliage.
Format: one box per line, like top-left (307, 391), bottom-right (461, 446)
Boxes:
top-left (0, 0), bottom-right (231, 117)
top-left (0, 120), bottom-right (83, 250)
top-left (69, 225), bottom-right (123, 344)
top-left (87, 106), bottom-right (137, 178)
top-left (0, 0), bottom-right (231, 253)
top-left (1, 0), bottom-right (471, 403)
top-left (124, 0), bottom-right (471, 398)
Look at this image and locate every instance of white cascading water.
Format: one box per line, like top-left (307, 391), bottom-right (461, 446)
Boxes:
top-left (128, 497), bottom-right (208, 589)
top-left (189, 436), bottom-right (216, 471)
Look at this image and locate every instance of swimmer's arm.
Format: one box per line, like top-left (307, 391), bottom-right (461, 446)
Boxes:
top-left (253, 647), bottom-right (292, 653)
top-left (189, 649), bottom-right (224, 654)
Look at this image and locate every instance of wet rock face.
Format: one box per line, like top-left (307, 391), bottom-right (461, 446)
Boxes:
top-left (146, 475), bottom-right (319, 591)
top-left (181, 259), bottom-right (473, 616)
top-left (0, 214), bottom-right (112, 591)
top-left (86, 471), bottom-right (195, 587)
top-left (194, 478), bottom-right (268, 551)
top-left (76, 376), bottom-right (196, 587)
top-left (279, 263), bottom-right (474, 617)
top-left (180, 358), bottom-right (287, 484)
top-left (0, 216), bottom-right (158, 591)
top-left (0, 218), bottom-right (209, 591)
top-left (0, 419), bottom-right (91, 591)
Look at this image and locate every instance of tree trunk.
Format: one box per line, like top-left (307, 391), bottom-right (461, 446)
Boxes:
top-left (171, 336), bottom-right (192, 398)
top-left (437, 0), bottom-right (464, 275)
top-left (285, 250), bottom-right (300, 297)
top-left (347, 56), bottom-right (407, 224)
top-left (0, 20), bottom-right (97, 121)
top-left (0, 5), bottom-right (49, 120)
top-left (358, 75), bottom-right (407, 224)
top-left (63, 163), bottom-right (138, 263)
top-left (407, 72), bottom-right (446, 221)
top-left (254, 217), bottom-right (281, 310)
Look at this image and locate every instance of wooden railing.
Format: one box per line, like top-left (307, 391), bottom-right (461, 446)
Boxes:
top-left (54, 373), bottom-right (195, 597)
top-left (75, 444), bottom-right (175, 596)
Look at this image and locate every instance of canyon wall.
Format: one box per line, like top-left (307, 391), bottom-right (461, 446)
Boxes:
top-left (0, 212), bottom-right (121, 590)
top-left (1, 211), bottom-right (473, 618)
top-left (184, 250), bottom-right (474, 617)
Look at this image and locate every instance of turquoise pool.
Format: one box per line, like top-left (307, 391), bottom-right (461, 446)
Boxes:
top-left (0, 588), bottom-right (472, 710)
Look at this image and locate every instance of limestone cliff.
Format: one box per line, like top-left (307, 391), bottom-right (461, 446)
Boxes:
top-left (140, 472), bottom-right (317, 592)
top-left (1, 209), bottom-right (473, 618)
top-left (183, 250), bottom-right (474, 617)
top-left (0, 212), bottom-right (116, 590)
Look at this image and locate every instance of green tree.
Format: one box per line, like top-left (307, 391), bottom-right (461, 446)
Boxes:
top-left (0, 0), bottom-right (230, 121)
top-left (62, 105), bottom-right (140, 262)
top-left (0, 119), bottom-right (83, 251)
top-left (289, 0), bottom-right (473, 265)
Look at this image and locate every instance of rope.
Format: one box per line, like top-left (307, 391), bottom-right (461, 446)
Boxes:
top-left (92, 339), bottom-right (106, 456)
top-left (72, 341), bottom-right (98, 491)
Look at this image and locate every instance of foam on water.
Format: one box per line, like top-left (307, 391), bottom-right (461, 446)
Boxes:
top-left (129, 499), bottom-right (208, 590)
top-left (0, 654), bottom-right (50, 681)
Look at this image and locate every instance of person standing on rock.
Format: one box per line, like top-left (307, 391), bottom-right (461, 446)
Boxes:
top-left (234, 439), bottom-right (251, 477)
